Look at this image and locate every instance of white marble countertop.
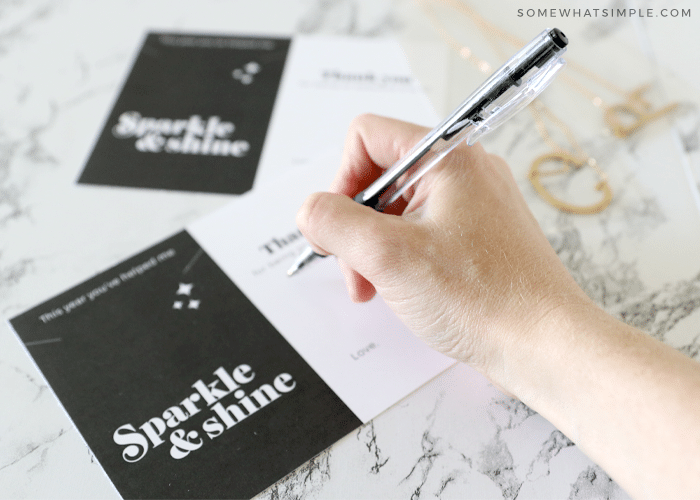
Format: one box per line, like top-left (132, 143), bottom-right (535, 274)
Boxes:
top-left (2, 1), bottom-right (699, 498)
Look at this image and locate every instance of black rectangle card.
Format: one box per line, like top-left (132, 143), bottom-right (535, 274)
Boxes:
top-left (79, 33), bottom-right (290, 194)
top-left (10, 232), bottom-right (360, 499)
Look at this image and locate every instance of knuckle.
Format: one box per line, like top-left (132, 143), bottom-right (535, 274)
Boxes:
top-left (349, 112), bottom-right (377, 132)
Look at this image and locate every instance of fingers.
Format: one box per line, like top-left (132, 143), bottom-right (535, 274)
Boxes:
top-left (329, 114), bottom-right (430, 197)
top-left (296, 191), bottom-right (408, 299)
top-left (295, 114), bottom-right (430, 302)
top-left (338, 259), bottom-right (377, 303)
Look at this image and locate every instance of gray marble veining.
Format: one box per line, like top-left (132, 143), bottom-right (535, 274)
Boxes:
top-left (1, 0), bottom-right (699, 498)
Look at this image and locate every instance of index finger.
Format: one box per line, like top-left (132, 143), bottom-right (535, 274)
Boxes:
top-left (329, 114), bottom-right (431, 199)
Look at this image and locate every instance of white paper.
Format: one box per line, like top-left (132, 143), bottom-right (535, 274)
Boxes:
top-left (254, 35), bottom-right (440, 189)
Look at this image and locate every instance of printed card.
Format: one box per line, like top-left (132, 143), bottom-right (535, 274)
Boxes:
top-left (10, 232), bottom-right (361, 498)
top-left (78, 33), bottom-right (290, 194)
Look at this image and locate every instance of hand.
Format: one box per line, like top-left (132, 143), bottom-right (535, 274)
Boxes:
top-left (296, 114), bottom-right (700, 500)
top-left (296, 114), bottom-right (587, 380)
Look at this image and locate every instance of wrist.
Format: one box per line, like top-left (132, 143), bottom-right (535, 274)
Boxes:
top-left (491, 290), bottom-right (700, 499)
top-left (487, 289), bottom-right (599, 414)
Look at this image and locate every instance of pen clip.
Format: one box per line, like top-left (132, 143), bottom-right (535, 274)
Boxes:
top-left (462, 53), bottom-right (566, 145)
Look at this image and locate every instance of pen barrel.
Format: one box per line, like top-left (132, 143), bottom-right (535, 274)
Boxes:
top-left (356, 122), bottom-right (477, 211)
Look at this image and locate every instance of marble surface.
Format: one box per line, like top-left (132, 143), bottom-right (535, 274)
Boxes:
top-left (1, 0), bottom-right (699, 498)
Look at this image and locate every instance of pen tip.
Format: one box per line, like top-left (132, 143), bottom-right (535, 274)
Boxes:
top-left (286, 262), bottom-right (301, 277)
top-left (287, 246), bottom-right (318, 277)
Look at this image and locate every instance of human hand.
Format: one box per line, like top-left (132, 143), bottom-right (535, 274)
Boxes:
top-left (296, 114), bottom-right (588, 383)
top-left (297, 115), bottom-right (700, 499)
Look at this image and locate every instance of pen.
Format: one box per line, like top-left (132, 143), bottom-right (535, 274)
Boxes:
top-left (287, 28), bottom-right (568, 276)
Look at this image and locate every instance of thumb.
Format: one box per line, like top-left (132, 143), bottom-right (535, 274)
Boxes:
top-left (296, 192), bottom-right (407, 296)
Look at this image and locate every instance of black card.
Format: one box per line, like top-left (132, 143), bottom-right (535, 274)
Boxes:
top-left (10, 231), bottom-right (361, 499)
top-left (78, 33), bottom-right (290, 194)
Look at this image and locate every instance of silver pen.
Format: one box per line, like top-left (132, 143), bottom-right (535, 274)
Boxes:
top-left (288, 28), bottom-right (568, 276)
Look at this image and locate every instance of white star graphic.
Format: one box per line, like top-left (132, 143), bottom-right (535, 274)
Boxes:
top-left (188, 300), bottom-right (200, 310)
top-left (177, 283), bottom-right (193, 296)
top-left (173, 301), bottom-right (183, 309)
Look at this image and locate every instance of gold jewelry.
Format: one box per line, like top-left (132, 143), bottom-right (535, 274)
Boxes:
top-left (528, 153), bottom-right (613, 215)
top-left (528, 100), bottom-right (613, 214)
top-left (604, 84), bottom-right (679, 138)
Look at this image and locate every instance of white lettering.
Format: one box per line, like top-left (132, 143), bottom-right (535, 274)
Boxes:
top-left (111, 112), bottom-right (249, 158)
top-left (113, 424), bottom-right (149, 463)
top-left (273, 373), bottom-right (296, 393)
